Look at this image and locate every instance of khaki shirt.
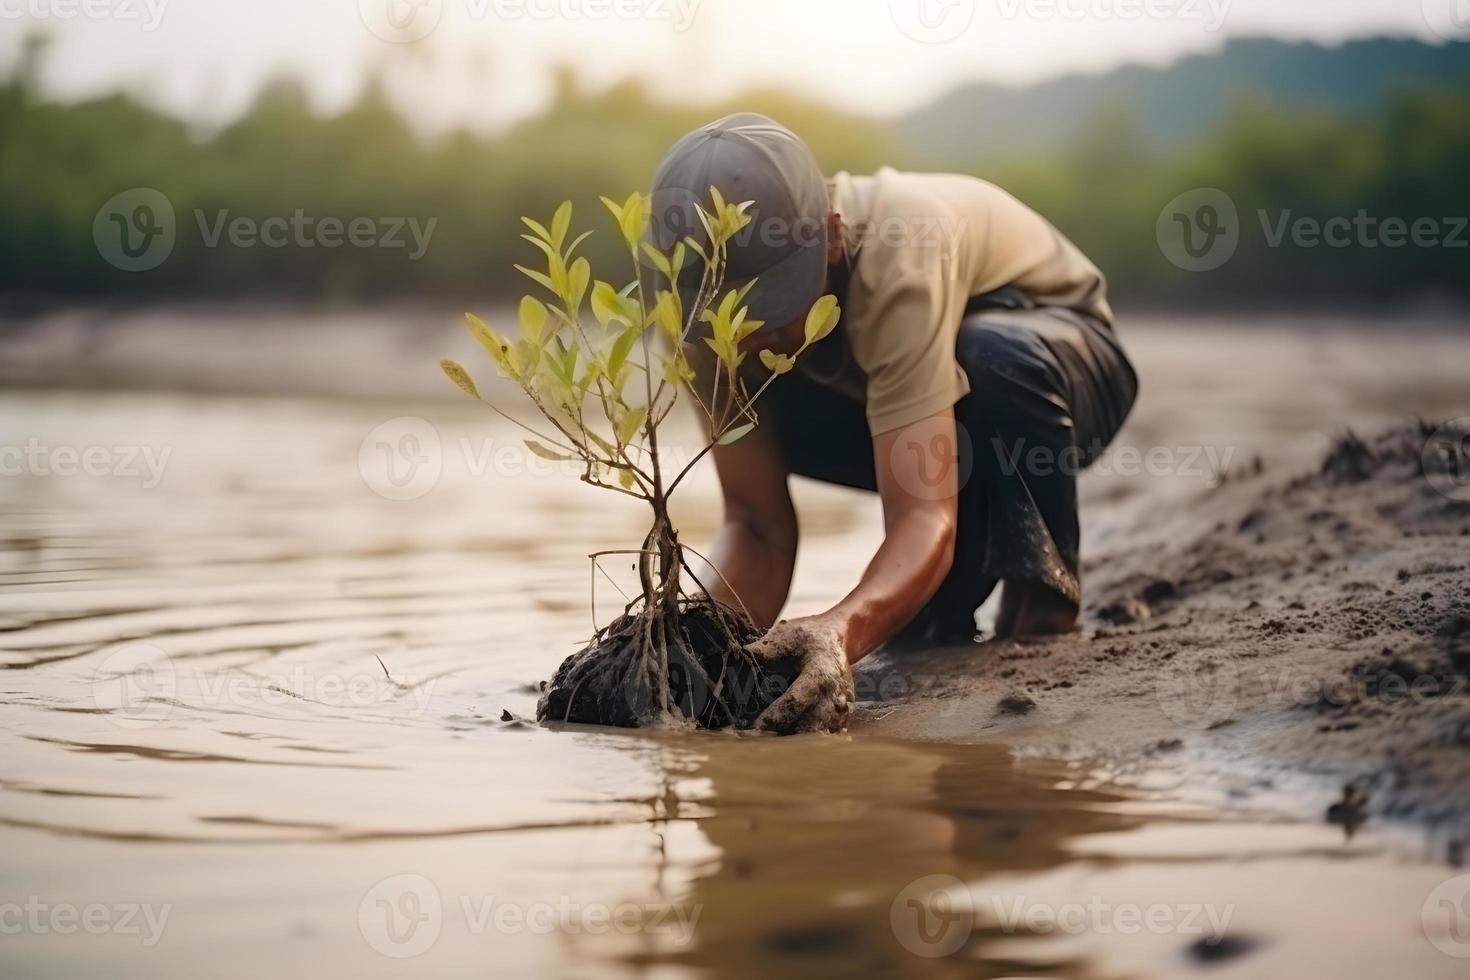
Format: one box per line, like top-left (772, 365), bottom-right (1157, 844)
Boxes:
top-left (811, 168), bottom-right (1112, 434)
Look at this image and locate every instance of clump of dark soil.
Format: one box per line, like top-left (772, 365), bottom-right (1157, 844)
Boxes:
top-left (536, 598), bottom-right (800, 730)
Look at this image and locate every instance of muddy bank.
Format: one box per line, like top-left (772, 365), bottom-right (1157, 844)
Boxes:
top-left (860, 421), bottom-right (1470, 847)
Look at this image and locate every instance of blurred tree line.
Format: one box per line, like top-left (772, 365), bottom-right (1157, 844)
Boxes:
top-left (2, 33), bottom-right (1466, 310)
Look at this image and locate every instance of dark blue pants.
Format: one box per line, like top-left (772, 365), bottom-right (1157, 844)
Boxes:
top-left (766, 301), bottom-right (1137, 628)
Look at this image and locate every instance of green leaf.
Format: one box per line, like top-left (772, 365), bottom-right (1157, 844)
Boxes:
top-left (618, 468), bottom-right (636, 490)
top-left (518, 296), bottom-right (549, 343)
top-left (718, 422), bottom-right (756, 445)
top-left (619, 192), bottom-right (649, 246)
top-left (565, 257), bottom-right (590, 314)
top-left (804, 294), bottom-right (841, 347)
top-left (591, 280), bottom-right (624, 329)
top-left (759, 349), bottom-right (795, 375)
top-left (551, 201), bottom-right (572, 250)
top-left (520, 234), bottom-right (558, 263)
top-left (515, 264), bottom-right (556, 294)
top-left (640, 241), bottom-right (672, 278)
top-left (606, 322), bottom-right (642, 383)
top-left (657, 351), bottom-right (695, 386)
top-left (465, 313), bottom-right (519, 380)
top-left (440, 358), bottom-right (480, 399)
top-left (653, 290), bottom-right (683, 342)
top-left (564, 230), bottom-right (594, 260)
top-left (586, 429), bottom-right (618, 458)
top-left (521, 216), bottom-right (552, 243)
top-left (616, 405), bottom-right (648, 446)
top-left (599, 195), bottom-right (624, 226)
top-left (525, 439), bottom-right (579, 463)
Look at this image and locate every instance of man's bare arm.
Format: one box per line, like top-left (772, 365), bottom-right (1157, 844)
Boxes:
top-left (746, 407), bottom-right (959, 732)
top-left (698, 425), bottom-right (797, 629)
top-left (822, 408), bottom-right (959, 662)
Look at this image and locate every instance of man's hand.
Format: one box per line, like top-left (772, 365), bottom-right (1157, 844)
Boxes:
top-left (747, 615), bottom-right (855, 734)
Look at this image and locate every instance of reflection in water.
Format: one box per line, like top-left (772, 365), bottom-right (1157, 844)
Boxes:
top-left (1, 389), bottom-right (1463, 979)
top-left (634, 736), bottom-right (1139, 979)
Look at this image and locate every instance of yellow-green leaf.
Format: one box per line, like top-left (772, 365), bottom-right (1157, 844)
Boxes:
top-left (619, 192), bottom-right (649, 246)
top-left (606, 322), bottom-right (642, 383)
top-left (525, 439), bottom-right (578, 463)
top-left (565, 230), bottom-right (593, 260)
top-left (440, 358), bottom-right (480, 399)
top-left (759, 349), bottom-right (795, 375)
top-left (515, 263), bottom-right (555, 294)
top-left (551, 201), bottom-right (572, 250)
top-left (599, 195), bottom-right (624, 226)
top-left (653, 290), bottom-right (683, 342)
top-left (518, 295), bottom-right (549, 343)
top-left (640, 241), bottom-right (672, 278)
top-left (616, 405), bottom-right (647, 446)
top-left (591, 280), bottom-right (625, 329)
top-left (521, 216), bottom-right (552, 243)
top-left (565, 257), bottom-right (590, 314)
top-left (804, 294), bottom-right (840, 347)
top-left (718, 422), bottom-right (756, 445)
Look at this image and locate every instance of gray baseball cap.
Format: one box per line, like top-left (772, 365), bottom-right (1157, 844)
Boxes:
top-left (650, 112), bottom-right (829, 334)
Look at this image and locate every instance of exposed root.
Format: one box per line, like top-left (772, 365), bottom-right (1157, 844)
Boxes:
top-left (536, 595), bottom-right (799, 730)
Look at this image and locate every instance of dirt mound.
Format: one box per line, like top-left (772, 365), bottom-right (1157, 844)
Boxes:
top-left (860, 421), bottom-right (1470, 840)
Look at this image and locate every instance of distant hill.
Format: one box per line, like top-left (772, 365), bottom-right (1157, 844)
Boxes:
top-left (900, 36), bottom-right (1470, 162)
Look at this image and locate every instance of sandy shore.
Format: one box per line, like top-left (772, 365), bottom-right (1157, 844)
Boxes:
top-left (861, 421), bottom-right (1470, 852)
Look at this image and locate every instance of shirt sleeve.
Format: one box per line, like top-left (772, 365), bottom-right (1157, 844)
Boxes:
top-left (847, 233), bottom-right (972, 435)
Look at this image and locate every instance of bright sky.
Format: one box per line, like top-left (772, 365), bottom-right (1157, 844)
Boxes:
top-left (1, 0), bottom-right (1460, 130)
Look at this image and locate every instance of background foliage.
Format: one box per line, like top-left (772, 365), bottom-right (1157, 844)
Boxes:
top-left (2, 34), bottom-right (1467, 310)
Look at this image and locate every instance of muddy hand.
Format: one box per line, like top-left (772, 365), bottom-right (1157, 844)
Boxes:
top-left (746, 616), bottom-right (854, 734)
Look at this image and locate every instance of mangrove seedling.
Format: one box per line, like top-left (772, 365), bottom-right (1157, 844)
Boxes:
top-left (441, 189), bottom-right (840, 729)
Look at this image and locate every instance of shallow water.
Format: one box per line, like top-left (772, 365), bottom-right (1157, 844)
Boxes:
top-left (4, 320), bottom-right (1470, 977)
